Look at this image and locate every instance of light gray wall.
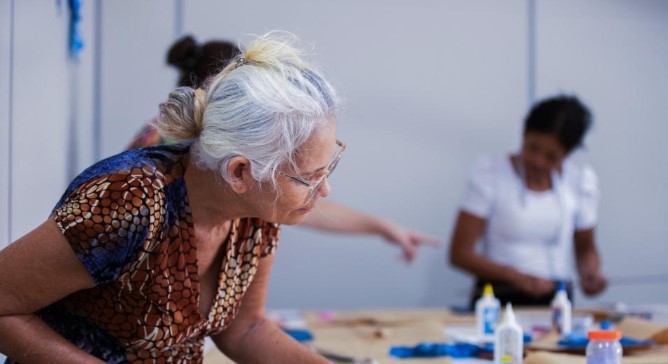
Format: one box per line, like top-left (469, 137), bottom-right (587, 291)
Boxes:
top-left (182, 0), bottom-right (530, 309)
top-left (0, 0), bottom-right (12, 247)
top-left (2, 1), bottom-right (667, 315)
top-left (0, 0), bottom-right (96, 360)
top-left (10, 0), bottom-right (71, 237)
top-left (98, 0), bottom-right (177, 159)
top-left (0, 0), bottom-right (96, 243)
top-left (188, 0), bottom-right (668, 308)
top-left (535, 0), bottom-right (668, 305)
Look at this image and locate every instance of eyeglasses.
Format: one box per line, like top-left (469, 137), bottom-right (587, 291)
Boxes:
top-left (278, 140), bottom-right (346, 203)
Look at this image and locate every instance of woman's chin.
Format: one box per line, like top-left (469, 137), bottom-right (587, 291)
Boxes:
top-left (279, 208), bottom-right (312, 225)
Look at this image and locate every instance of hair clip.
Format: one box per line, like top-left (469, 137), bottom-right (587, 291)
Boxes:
top-left (234, 57), bottom-right (250, 69)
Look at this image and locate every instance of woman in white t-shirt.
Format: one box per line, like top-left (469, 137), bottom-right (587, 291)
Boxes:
top-left (448, 95), bottom-right (608, 308)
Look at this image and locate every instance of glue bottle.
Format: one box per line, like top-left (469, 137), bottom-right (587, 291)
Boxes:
top-left (475, 283), bottom-right (500, 337)
top-left (551, 281), bottom-right (572, 335)
top-left (586, 330), bottom-right (622, 364)
top-left (494, 303), bottom-right (523, 364)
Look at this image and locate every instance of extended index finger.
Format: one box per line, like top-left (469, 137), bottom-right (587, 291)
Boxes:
top-left (411, 232), bottom-right (441, 246)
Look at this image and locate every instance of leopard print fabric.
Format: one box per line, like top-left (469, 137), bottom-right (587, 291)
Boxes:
top-left (7, 144), bottom-right (279, 364)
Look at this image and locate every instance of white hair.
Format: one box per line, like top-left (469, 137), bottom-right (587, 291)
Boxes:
top-left (156, 31), bottom-right (339, 189)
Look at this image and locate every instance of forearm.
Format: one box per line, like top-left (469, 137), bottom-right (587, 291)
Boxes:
top-left (0, 314), bottom-right (103, 364)
top-left (451, 251), bottom-right (521, 284)
top-left (574, 229), bottom-right (602, 275)
top-left (303, 199), bottom-right (386, 235)
top-left (576, 242), bottom-right (602, 276)
top-left (449, 211), bottom-right (520, 283)
top-left (216, 318), bottom-right (330, 364)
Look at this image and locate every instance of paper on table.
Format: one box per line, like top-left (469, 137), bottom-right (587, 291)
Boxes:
top-left (443, 325), bottom-right (493, 344)
top-left (266, 309), bottom-right (308, 330)
top-left (618, 316), bottom-right (668, 345)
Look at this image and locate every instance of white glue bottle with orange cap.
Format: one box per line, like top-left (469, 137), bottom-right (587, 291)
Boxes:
top-left (475, 283), bottom-right (500, 337)
top-left (586, 329), bottom-right (622, 364)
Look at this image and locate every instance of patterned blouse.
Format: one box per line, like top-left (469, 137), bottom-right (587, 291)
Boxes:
top-left (9, 144), bottom-right (279, 363)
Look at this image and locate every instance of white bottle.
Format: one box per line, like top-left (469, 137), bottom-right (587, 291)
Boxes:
top-left (476, 283), bottom-right (500, 337)
top-left (551, 282), bottom-right (572, 336)
top-left (494, 304), bottom-right (523, 364)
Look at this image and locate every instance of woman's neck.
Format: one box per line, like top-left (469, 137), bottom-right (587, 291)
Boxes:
top-left (511, 154), bottom-right (552, 192)
top-left (183, 161), bottom-right (252, 229)
top-left (524, 173), bottom-right (552, 191)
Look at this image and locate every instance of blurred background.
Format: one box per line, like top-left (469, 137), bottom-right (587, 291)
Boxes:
top-left (1, 0), bottom-right (667, 313)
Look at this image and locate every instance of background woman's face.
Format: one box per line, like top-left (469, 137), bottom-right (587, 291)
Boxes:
top-left (520, 132), bottom-right (567, 177)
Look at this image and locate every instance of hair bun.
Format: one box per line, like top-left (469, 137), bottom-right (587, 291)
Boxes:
top-left (167, 35), bottom-right (200, 71)
top-left (156, 87), bottom-right (207, 142)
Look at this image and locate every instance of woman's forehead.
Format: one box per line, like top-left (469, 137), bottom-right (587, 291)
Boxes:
top-left (295, 125), bottom-right (337, 171)
top-left (524, 132), bottom-right (565, 152)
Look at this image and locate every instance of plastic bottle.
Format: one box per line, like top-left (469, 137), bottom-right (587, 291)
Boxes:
top-left (586, 330), bottom-right (622, 364)
top-left (494, 304), bottom-right (523, 364)
top-left (475, 283), bottom-right (500, 337)
top-left (551, 281), bottom-right (572, 335)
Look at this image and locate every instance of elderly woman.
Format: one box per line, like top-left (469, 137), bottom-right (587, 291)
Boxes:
top-left (0, 33), bottom-right (340, 363)
top-left (128, 35), bottom-right (438, 262)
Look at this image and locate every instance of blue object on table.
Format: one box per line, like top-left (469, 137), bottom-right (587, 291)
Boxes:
top-left (389, 333), bottom-right (532, 359)
top-left (600, 320), bottom-right (612, 330)
top-left (389, 343), bottom-right (481, 359)
top-left (283, 328), bottom-right (314, 342)
top-left (559, 332), bottom-right (589, 348)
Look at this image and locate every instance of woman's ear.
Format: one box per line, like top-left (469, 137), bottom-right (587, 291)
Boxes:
top-left (226, 156), bottom-right (253, 193)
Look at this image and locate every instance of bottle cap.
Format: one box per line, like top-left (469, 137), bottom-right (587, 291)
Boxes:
top-left (483, 283), bottom-right (494, 296)
top-left (557, 281), bottom-right (566, 291)
top-left (588, 330), bottom-right (622, 340)
top-left (600, 320), bottom-right (612, 330)
top-left (502, 303), bottom-right (516, 324)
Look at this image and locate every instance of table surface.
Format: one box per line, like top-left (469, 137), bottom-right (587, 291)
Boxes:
top-left (203, 308), bottom-right (668, 364)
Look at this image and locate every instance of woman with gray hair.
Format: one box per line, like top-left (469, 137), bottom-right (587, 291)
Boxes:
top-left (128, 34), bottom-right (439, 263)
top-left (0, 32), bottom-right (341, 363)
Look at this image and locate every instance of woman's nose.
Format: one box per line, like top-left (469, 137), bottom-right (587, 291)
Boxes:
top-left (317, 178), bottom-right (331, 198)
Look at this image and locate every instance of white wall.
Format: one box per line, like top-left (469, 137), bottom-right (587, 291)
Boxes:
top-left (0, 0), bottom-right (12, 248)
top-left (3, 0), bottom-right (667, 314)
top-left (0, 0), bottom-right (97, 245)
top-left (0, 2), bottom-right (96, 361)
top-left (10, 1), bottom-right (71, 237)
top-left (184, 0), bottom-right (668, 308)
top-left (536, 0), bottom-right (668, 305)
top-left (181, 0), bottom-right (530, 309)
top-left (97, 0), bottom-right (177, 158)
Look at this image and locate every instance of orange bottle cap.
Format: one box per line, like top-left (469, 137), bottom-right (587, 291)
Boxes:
top-left (588, 330), bottom-right (622, 340)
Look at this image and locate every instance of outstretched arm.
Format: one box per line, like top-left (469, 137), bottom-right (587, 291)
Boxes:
top-left (302, 199), bottom-right (440, 262)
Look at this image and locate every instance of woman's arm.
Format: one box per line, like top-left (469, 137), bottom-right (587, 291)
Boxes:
top-left (574, 228), bottom-right (607, 296)
top-left (302, 199), bottom-right (440, 262)
top-left (448, 211), bottom-right (555, 297)
top-left (211, 254), bottom-right (330, 363)
top-left (0, 315), bottom-right (103, 363)
top-left (0, 219), bottom-right (103, 363)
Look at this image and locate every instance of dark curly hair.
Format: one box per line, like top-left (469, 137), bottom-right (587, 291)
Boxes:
top-left (524, 95), bottom-right (593, 153)
top-left (166, 35), bottom-right (240, 88)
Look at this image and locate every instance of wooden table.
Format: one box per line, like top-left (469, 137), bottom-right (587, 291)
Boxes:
top-left (204, 308), bottom-right (668, 363)
top-left (204, 309), bottom-right (485, 363)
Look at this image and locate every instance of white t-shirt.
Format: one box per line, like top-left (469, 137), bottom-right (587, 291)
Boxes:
top-left (460, 155), bottom-right (599, 280)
